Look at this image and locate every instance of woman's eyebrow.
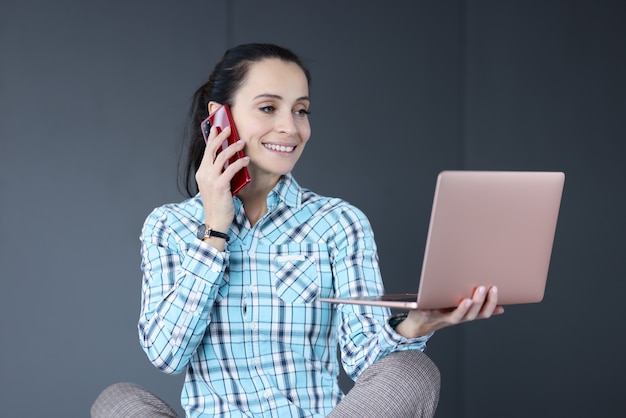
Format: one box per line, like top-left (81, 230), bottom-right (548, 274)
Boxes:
top-left (253, 93), bottom-right (310, 102)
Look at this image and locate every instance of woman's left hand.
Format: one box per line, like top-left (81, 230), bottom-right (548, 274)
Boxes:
top-left (395, 286), bottom-right (504, 339)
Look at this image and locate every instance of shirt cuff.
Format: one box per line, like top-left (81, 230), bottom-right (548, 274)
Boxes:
top-left (181, 240), bottom-right (228, 284)
top-left (381, 313), bottom-right (432, 351)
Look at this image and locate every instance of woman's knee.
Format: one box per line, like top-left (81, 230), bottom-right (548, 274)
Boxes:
top-left (382, 350), bottom-right (441, 394)
top-left (91, 382), bottom-right (178, 418)
top-left (331, 350), bottom-right (440, 418)
top-left (355, 350), bottom-right (440, 417)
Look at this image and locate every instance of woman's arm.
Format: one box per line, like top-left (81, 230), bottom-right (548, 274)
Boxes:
top-left (330, 205), bottom-right (430, 380)
top-left (138, 205), bottom-right (229, 374)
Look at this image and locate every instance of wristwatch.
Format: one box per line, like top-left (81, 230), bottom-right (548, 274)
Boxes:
top-left (196, 224), bottom-right (230, 242)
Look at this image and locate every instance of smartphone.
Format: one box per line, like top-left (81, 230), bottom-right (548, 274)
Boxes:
top-left (200, 104), bottom-right (251, 195)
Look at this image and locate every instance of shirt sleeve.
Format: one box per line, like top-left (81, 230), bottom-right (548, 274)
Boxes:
top-left (137, 204), bottom-right (229, 374)
top-left (330, 204), bottom-right (431, 380)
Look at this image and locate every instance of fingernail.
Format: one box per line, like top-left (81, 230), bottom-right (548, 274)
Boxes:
top-left (478, 286), bottom-right (486, 295)
top-left (491, 286), bottom-right (498, 294)
top-left (465, 299), bottom-right (473, 308)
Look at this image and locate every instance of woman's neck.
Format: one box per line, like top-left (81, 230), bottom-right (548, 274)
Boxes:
top-left (236, 174), bottom-right (282, 227)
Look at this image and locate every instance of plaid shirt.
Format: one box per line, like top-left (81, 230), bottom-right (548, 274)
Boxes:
top-left (138, 174), bottom-right (430, 417)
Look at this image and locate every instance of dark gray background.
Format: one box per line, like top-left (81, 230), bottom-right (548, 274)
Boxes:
top-left (1, 1), bottom-right (624, 417)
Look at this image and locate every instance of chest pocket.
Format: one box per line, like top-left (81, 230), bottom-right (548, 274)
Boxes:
top-left (271, 243), bottom-right (332, 304)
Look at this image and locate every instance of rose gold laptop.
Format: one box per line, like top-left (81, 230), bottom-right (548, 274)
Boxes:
top-left (319, 171), bottom-right (565, 310)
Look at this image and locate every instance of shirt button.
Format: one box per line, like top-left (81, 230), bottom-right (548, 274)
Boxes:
top-left (264, 389), bottom-right (272, 398)
top-left (253, 357), bottom-right (261, 366)
top-left (249, 285), bottom-right (257, 292)
top-left (250, 323), bottom-right (257, 331)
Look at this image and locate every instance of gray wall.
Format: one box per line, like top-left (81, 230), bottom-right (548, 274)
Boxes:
top-left (1, 1), bottom-right (624, 417)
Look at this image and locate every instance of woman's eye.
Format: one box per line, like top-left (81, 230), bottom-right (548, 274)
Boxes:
top-left (295, 109), bottom-right (310, 117)
top-left (260, 106), bottom-right (275, 113)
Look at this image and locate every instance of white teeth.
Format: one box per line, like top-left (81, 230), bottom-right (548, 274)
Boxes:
top-left (264, 144), bottom-right (295, 152)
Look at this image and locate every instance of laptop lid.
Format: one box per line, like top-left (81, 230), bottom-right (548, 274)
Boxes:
top-left (319, 170), bottom-right (565, 310)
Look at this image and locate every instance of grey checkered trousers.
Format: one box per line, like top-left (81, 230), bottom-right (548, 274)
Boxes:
top-left (91, 350), bottom-right (440, 418)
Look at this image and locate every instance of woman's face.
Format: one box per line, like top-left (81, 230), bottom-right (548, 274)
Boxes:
top-left (227, 59), bottom-right (311, 183)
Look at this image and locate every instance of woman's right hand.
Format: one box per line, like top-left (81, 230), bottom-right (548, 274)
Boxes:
top-left (195, 126), bottom-right (250, 239)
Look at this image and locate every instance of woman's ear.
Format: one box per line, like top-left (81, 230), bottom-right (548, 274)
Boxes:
top-left (208, 101), bottom-right (222, 115)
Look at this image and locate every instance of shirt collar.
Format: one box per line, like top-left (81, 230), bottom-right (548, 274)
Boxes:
top-left (269, 173), bottom-right (302, 209)
top-left (231, 173), bottom-right (302, 217)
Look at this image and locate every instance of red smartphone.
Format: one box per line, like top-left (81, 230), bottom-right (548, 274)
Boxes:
top-left (200, 104), bottom-right (251, 195)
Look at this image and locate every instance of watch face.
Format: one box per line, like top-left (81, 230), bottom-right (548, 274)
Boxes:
top-left (196, 224), bottom-right (207, 239)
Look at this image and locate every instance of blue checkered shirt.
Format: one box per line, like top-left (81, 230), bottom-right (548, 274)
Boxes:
top-left (138, 174), bottom-right (430, 417)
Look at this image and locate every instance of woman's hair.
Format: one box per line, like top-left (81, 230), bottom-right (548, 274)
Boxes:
top-left (178, 43), bottom-right (312, 197)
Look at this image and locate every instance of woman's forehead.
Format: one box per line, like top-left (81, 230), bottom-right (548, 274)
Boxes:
top-left (237, 59), bottom-right (309, 101)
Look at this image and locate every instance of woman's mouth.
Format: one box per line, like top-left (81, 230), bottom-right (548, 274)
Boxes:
top-left (263, 143), bottom-right (296, 153)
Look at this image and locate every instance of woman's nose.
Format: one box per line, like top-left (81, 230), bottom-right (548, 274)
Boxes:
top-left (276, 111), bottom-right (297, 135)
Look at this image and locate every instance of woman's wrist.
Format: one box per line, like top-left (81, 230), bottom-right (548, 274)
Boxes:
top-left (197, 223), bottom-right (230, 252)
top-left (393, 314), bottom-right (437, 339)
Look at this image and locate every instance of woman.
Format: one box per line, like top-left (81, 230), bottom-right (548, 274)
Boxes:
top-left (92, 43), bottom-right (502, 418)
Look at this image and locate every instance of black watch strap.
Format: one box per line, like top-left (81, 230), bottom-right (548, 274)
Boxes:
top-left (196, 224), bottom-right (230, 242)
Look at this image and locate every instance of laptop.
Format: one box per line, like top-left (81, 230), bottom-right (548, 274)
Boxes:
top-left (319, 170), bottom-right (565, 310)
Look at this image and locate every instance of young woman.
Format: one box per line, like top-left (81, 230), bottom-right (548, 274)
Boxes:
top-left (92, 43), bottom-right (502, 418)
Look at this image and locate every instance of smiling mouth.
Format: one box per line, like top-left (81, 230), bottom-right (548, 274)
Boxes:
top-left (263, 143), bottom-right (296, 153)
